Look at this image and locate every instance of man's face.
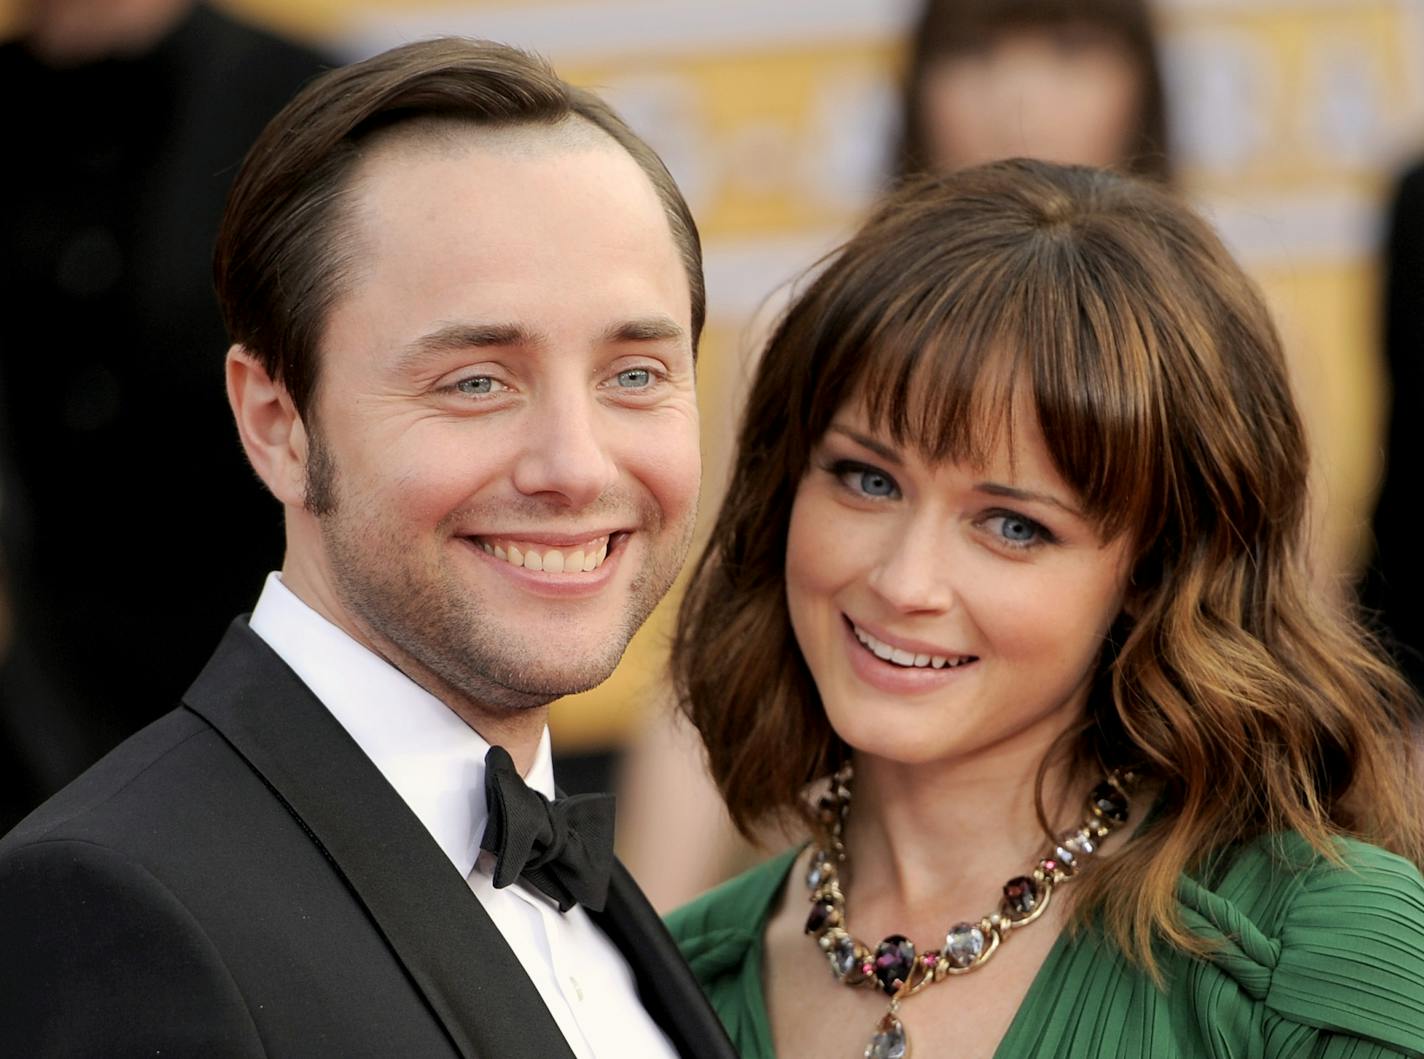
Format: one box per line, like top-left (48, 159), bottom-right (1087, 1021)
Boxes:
top-left (294, 124), bottom-right (700, 715)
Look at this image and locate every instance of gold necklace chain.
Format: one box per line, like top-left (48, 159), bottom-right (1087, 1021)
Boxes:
top-left (803, 766), bottom-right (1133, 1059)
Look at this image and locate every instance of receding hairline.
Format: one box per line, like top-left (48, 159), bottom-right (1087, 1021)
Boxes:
top-left (310, 111), bottom-right (677, 382)
top-left (353, 110), bottom-right (626, 167)
top-left (336, 111), bottom-right (666, 278)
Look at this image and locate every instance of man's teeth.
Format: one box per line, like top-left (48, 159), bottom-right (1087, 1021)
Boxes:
top-left (852, 625), bottom-right (973, 669)
top-left (478, 536), bottom-right (610, 574)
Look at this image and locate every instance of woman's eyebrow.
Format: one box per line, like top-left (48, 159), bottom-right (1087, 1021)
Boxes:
top-left (827, 425), bottom-right (902, 466)
top-left (976, 481), bottom-right (1083, 518)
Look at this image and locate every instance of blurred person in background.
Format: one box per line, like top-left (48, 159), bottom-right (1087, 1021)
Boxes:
top-left (619, 0), bottom-right (1174, 912)
top-left (1362, 162), bottom-right (1424, 693)
top-left (896, 0), bottom-right (1169, 182)
top-left (0, 0), bottom-right (326, 832)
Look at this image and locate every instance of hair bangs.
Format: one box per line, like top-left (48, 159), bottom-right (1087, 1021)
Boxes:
top-left (807, 226), bottom-right (1160, 545)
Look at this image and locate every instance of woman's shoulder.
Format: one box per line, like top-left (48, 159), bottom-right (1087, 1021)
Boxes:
top-left (1173, 831), bottom-right (1424, 1053)
top-left (665, 846), bottom-right (801, 960)
top-left (664, 848), bottom-right (800, 1059)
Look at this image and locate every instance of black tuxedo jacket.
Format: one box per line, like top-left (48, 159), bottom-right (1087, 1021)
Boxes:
top-left (0, 620), bottom-right (736, 1058)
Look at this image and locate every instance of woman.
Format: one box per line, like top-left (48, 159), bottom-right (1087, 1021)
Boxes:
top-left (899, 0), bottom-right (1170, 182)
top-left (617, 0), bottom-right (1174, 907)
top-left (666, 159), bottom-right (1424, 1058)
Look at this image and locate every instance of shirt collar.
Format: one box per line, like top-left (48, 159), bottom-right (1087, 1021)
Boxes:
top-left (248, 572), bottom-right (556, 879)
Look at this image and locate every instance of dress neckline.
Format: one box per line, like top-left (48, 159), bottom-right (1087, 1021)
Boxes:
top-left (746, 845), bottom-right (1079, 1059)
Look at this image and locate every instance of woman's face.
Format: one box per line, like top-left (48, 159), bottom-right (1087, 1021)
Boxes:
top-left (784, 401), bottom-right (1133, 768)
top-left (919, 22), bottom-right (1144, 173)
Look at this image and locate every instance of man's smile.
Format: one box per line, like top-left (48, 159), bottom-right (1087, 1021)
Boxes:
top-left (471, 533), bottom-right (616, 574)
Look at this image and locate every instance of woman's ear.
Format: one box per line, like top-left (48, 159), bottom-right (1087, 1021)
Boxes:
top-left (225, 344), bottom-right (310, 509)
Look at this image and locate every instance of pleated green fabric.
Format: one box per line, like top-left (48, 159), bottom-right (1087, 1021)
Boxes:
top-left (666, 834), bottom-right (1424, 1058)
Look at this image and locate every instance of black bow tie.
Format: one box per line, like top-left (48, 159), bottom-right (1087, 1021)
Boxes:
top-left (479, 745), bottom-right (616, 913)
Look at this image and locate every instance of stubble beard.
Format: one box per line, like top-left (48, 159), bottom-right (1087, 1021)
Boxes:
top-left (304, 428), bottom-right (694, 715)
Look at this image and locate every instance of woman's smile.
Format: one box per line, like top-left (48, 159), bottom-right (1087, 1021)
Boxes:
top-left (784, 402), bottom-right (1133, 765)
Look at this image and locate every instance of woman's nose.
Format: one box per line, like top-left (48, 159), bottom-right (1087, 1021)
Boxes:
top-left (866, 517), bottom-right (958, 614)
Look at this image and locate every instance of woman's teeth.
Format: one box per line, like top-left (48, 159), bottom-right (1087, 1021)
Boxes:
top-left (477, 535), bottom-right (610, 574)
top-left (853, 624), bottom-right (974, 669)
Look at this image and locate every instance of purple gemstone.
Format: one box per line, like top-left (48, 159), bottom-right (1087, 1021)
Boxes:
top-left (805, 901), bottom-right (836, 935)
top-left (1090, 781), bottom-right (1129, 824)
top-left (873, 935), bottom-right (916, 996)
top-left (1003, 875), bottom-right (1039, 917)
top-left (1053, 845), bottom-right (1078, 876)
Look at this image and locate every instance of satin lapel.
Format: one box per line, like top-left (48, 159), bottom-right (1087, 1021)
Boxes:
top-left (587, 863), bottom-right (738, 1059)
top-left (182, 620), bottom-right (576, 1059)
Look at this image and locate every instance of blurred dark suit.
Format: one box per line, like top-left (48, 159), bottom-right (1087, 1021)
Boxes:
top-left (1365, 160), bottom-right (1424, 692)
top-left (0, 3), bottom-right (327, 831)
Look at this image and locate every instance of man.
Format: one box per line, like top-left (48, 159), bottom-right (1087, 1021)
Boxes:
top-left (0, 39), bottom-right (733, 1058)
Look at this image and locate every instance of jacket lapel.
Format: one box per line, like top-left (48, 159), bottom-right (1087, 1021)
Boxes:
top-left (588, 864), bottom-right (739, 1059)
top-left (182, 619), bottom-right (576, 1059)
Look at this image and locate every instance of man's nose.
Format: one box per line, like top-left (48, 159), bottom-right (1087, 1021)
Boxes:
top-left (866, 515), bottom-right (958, 614)
top-left (510, 390), bottom-right (620, 507)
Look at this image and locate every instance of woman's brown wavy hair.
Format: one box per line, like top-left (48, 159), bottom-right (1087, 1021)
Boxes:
top-left (671, 159), bottom-right (1424, 975)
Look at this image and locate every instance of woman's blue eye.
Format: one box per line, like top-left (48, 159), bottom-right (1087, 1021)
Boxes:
top-left (829, 460), bottom-right (899, 499)
top-left (616, 368), bottom-right (652, 388)
top-left (1001, 517), bottom-right (1036, 542)
top-left (857, 470), bottom-right (897, 497)
top-left (987, 513), bottom-right (1048, 548)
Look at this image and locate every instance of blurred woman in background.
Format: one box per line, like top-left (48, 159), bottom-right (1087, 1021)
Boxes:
top-left (897, 0), bottom-right (1169, 182)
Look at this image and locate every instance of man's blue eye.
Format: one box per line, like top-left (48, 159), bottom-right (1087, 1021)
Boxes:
top-left (456, 376), bottom-right (495, 395)
top-left (616, 368), bottom-right (652, 388)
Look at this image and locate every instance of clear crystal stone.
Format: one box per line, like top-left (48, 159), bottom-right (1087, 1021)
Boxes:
top-left (945, 922), bottom-right (986, 968)
top-left (831, 935), bottom-right (859, 978)
top-left (1062, 828), bottom-right (1097, 856)
top-left (865, 1015), bottom-right (907, 1059)
top-left (807, 850), bottom-right (832, 889)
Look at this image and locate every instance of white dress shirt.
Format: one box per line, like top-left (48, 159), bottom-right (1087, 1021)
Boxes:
top-left (249, 573), bottom-right (677, 1059)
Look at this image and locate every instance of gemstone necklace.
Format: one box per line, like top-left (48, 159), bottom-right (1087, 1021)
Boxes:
top-left (803, 764), bottom-right (1133, 1059)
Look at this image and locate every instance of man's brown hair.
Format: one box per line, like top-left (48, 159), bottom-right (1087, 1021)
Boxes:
top-left (213, 37), bottom-right (704, 419)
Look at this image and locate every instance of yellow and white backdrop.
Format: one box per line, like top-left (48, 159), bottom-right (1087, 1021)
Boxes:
top-left (126, 0), bottom-right (1424, 753)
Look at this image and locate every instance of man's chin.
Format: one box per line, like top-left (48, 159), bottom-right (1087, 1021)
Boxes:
top-left (448, 654), bottom-right (626, 712)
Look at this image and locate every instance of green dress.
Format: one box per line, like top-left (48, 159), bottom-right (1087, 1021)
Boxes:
top-left (666, 834), bottom-right (1424, 1057)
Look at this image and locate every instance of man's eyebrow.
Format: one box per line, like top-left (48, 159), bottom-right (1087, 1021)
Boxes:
top-left (396, 322), bottom-right (545, 371)
top-left (976, 481), bottom-right (1083, 517)
top-left (601, 316), bottom-right (687, 344)
top-left (827, 425), bottom-right (902, 466)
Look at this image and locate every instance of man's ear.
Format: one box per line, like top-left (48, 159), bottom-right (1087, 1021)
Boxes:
top-left (226, 345), bottom-right (309, 508)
